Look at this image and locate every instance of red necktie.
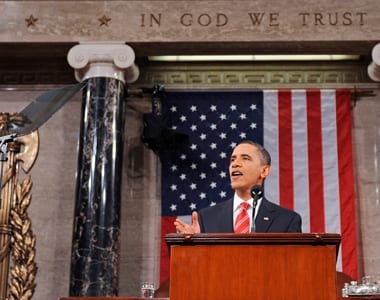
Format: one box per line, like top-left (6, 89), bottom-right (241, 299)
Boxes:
top-left (234, 202), bottom-right (250, 233)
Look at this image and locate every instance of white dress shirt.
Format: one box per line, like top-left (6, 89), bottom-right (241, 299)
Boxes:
top-left (233, 193), bottom-right (262, 232)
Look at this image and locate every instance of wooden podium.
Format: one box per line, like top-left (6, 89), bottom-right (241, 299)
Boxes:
top-left (165, 233), bottom-right (341, 300)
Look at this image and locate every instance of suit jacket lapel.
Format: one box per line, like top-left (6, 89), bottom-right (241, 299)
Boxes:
top-left (254, 198), bottom-right (276, 232)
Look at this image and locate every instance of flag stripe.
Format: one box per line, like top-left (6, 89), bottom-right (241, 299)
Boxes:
top-left (336, 89), bottom-right (358, 278)
top-left (321, 90), bottom-right (343, 271)
top-left (278, 90), bottom-right (294, 210)
top-left (263, 90), bottom-right (279, 204)
top-left (306, 90), bottom-right (326, 232)
top-left (291, 90), bottom-right (310, 232)
top-left (321, 90), bottom-right (341, 234)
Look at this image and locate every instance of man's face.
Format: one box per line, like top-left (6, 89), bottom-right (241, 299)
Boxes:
top-left (229, 143), bottom-right (270, 196)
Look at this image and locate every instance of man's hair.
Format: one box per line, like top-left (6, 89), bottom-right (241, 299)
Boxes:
top-left (236, 140), bottom-right (271, 166)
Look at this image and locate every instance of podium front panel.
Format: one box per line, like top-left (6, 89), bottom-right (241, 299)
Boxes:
top-left (169, 244), bottom-right (337, 300)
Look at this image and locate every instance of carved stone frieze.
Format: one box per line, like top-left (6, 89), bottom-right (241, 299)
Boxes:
top-left (0, 51), bottom-right (374, 88)
top-left (133, 61), bottom-right (374, 89)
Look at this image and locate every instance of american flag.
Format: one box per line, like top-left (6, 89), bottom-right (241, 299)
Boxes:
top-left (159, 89), bottom-right (357, 283)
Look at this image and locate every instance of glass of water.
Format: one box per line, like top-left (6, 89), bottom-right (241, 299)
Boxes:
top-left (141, 282), bottom-right (155, 298)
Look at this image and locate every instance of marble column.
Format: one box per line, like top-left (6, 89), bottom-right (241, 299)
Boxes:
top-left (67, 43), bottom-right (139, 296)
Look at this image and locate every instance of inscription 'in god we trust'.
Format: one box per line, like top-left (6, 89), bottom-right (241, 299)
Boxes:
top-left (140, 11), bottom-right (367, 28)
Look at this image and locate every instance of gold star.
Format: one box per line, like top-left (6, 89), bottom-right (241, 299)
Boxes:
top-left (98, 15), bottom-right (111, 26)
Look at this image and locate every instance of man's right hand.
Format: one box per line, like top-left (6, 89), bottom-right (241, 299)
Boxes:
top-left (174, 211), bottom-right (201, 234)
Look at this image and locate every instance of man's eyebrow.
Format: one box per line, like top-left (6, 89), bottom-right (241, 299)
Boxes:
top-left (231, 153), bottom-right (252, 159)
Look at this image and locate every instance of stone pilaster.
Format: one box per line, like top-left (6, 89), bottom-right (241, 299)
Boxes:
top-left (67, 42), bottom-right (138, 297)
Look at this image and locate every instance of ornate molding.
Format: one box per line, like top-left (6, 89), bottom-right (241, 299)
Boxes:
top-left (8, 176), bottom-right (37, 300)
top-left (133, 61), bottom-right (374, 89)
top-left (0, 59), bottom-right (375, 88)
top-left (0, 114), bottom-right (39, 300)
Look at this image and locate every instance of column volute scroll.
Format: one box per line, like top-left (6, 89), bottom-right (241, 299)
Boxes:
top-left (368, 43), bottom-right (380, 82)
top-left (67, 42), bottom-right (139, 83)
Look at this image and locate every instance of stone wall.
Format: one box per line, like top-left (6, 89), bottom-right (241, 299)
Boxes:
top-left (1, 0), bottom-right (379, 43)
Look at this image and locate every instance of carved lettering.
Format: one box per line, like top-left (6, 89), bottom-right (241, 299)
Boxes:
top-left (299, 13), bottom-right (309, 26)
top-left (269, 13), bottom-right (280, 26)
top-left (140, 10), bottom-right (368, 32)
top-left (180, 13), bottom-right (228, 27)
top-left (315, 13), bottom-right (324, 25)
top-left (248, 12), bottom-right (280, 26)
top-left (217, 13), bottom-right (228, 26)
top-left (342, 12), bottom-right (353, 25)
top-left (181, 13), bottom-right (192, 26)
top-left (198, 14), bottom-right (212, 26)
top-left (140, 13), bottom-right (161, 27)
top-left (328, 13), bottom-right (338, 25)
top-left (299, 11), bottom-right (367, 26)
top-left (248, 13), bottom-right (265, 25)
top-left (356, 12), bottom-right (367, 25)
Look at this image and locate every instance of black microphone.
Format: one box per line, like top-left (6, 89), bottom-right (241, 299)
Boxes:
top-left (250, 184), bottom-right (263, 233)
top-left (250, 184), bottom-right (263, 210)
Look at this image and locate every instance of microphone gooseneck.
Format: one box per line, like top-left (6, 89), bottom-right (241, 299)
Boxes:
top-left (250, 184), bottom-right (263, 233)
top-left (250, 184), bottom-right (263, 209)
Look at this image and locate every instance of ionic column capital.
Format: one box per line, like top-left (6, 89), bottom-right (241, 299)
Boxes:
top-left (368, 43), bottom-right (380, 82)
top-left (67, 42), bottom-right (139, 83)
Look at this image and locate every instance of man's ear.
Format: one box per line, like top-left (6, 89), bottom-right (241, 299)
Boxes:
top-left (261, 165), bottom-right (271, 179)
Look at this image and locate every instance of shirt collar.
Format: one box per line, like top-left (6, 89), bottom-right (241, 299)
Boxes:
top-left (233, 193), bottom-right (263, 213)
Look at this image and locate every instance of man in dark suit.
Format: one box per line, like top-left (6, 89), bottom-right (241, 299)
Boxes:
top-left (174, 140), bottom-right (302, 233)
